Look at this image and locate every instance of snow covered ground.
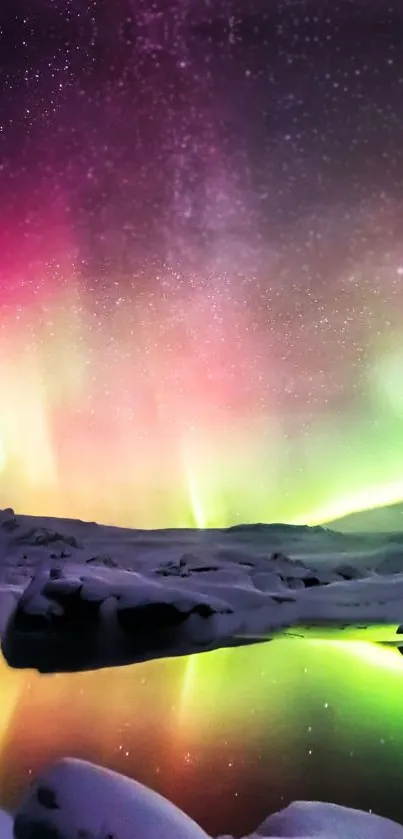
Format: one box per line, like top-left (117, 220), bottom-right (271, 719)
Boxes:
top-left (2, 506), bottom-right (403, 672)
top-left (10, 757), bottom-right (403, 839)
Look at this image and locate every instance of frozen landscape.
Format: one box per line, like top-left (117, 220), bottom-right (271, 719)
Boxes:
top-left (2, 506), bottom-right (403, 674)
top-left (1, 504), bottom-right (403, 835)
top-left (0, 507), bottom-right (403, 839)
top-left (1, 0), bottom-right (403, 835)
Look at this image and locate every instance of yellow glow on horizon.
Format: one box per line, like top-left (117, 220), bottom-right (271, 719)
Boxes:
top-left (293, 480), bottom-right (403, 528)
top-left (0, 436), bottom-right (6, 472)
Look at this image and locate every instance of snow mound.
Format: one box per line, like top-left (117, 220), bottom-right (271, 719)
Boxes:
top-left (13, 757), bottom-right (210, 839)
top-left (248, 800), bottom-right (403, 837)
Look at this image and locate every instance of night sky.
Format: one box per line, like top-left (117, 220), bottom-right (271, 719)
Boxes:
top-left (1, 1), bottom-right (403, 526)
top-left (2, 4), bottom-right (403, 836)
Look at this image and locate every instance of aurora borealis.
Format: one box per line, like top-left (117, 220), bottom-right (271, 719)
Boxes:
top-left (1, 1), bottom-right (403, 528)
top-left (2, 641), bottom-right (403, 835)
top-left (3, 5), bottom-right (403, 835)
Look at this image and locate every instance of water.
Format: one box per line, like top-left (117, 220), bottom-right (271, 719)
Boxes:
top-left (1, 639), bottom-right (403, 836)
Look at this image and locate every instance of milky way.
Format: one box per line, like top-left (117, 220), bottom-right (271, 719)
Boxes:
top-left (1, 1), bottom-right (403, 527)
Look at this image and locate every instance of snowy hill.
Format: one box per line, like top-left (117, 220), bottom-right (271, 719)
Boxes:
top-left (328, 502), bottom-right (403, 534)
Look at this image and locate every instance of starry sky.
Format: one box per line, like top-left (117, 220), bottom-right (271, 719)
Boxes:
top-left (3, 5), bottom-right (403, 834)
top-left (2, 0), bottom-right (403, 526)
top-left (2, 641), bottom-right (403, 836)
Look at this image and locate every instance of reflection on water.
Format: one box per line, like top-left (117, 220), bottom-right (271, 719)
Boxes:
top-left (0, 640), bottom-right (403, 836)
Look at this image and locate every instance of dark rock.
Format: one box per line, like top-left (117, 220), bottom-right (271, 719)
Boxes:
top-left (118, 600), bottom-right (232, 645)
top-left (1, 508), bottom-right (18, 531)
top-left (36, 787), bottom-right (60, 810)
top-left (14, 815), bottom-right (63, 839)
top-left (86, 556), bottom-right (118, 568)
top-left (335, 562), bottom-right (368, 580)
top-left (13, 528), bottom-right (80, 549)
top-left (13, 586), bottom-right (102, 634)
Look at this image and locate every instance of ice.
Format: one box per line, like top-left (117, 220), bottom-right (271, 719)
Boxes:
top-left (2, 508), bottom-right (403, 672)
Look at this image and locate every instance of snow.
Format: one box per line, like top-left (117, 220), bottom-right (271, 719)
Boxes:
top-left (2, 507), bottom-right (403, 671)
top-left (245, 800), bottom-right (403, 837)
top-left (12, 759), bottom-right (403, 839)
top-left (13, 757), bottom-right (210, 839)
top-left (0, 810), bottom-right (12, 839)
